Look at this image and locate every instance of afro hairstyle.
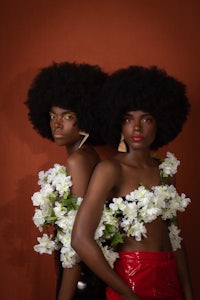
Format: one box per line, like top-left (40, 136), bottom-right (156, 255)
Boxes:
top-left (100, 65), bottom-right (190, 150)
top-left (24, 61), bottom-right (107, 145)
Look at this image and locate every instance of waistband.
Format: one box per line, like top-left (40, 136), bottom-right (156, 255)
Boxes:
top-left (118, 251), bottom-right (174, 262)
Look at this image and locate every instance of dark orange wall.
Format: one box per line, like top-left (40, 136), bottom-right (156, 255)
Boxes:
top-left (1, 1), bottom-right (199, 299)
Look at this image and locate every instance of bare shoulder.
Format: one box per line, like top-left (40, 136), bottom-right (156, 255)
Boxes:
top-left (93, 157), bottom-right (122, 179)
top-left (65, 148), bottom-right (100, 196)
top-left (84, 157), bottom-right (122, 199)
top-left (66, 147), bottom-right (100, 170)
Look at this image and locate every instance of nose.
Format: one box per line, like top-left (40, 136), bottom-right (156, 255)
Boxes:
top-left (133, 119), bottom-right (141, 132)
top-left (54, 117), bottom-right (63, 128)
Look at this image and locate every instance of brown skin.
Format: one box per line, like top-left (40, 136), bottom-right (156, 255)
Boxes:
top-left (72, 111), bottom-right (194, 300)
top-left (50, 106), bottom-right (100, 300)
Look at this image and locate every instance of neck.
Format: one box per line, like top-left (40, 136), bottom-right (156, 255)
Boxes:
top-left (123, 149), bottom-right (154, 167)
top-left (66, 137), bottom-right (88, 155)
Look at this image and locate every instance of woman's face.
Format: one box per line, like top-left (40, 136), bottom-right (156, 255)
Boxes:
top-left (49, 106), bottom-right (80, 146)
top-left (121, 110), bottom-right (157, 150)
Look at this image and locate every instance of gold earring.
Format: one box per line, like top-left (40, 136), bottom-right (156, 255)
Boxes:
top-left (118, 134), bottom-right (126, 152)
top-left (78, 131), bottom-right (89, 149)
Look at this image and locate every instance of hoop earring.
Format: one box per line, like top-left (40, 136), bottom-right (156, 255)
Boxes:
top-left (78, 131), bottom-right (89, 149)
top-left (118, 134), bottom-right (126, 152)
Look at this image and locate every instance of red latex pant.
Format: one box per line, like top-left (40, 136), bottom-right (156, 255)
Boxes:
top-left (106, 251), bottom-right (183, 300)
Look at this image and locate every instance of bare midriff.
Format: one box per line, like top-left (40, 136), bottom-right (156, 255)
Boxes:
top-left (118, 217), bottom-right (172, 252)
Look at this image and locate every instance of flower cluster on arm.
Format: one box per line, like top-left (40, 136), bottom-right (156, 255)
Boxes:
top-left (159, 151), bottom-right (180, 183)
top-left (32, 164), bottom-right (82, 268)
top-left (32, 164), bottom-right (120, 268)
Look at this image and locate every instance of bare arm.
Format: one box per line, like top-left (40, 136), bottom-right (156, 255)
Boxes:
top-left (171, 177), bottom-right (194, 299)
top-left (57, 151), bottom-right (99, 300)
top-left (57, 264), bottom-right (82, 300)
top-left (72, 160), bottom-right (140, 300)
top-left (174, 243), bottom-right (194, 300)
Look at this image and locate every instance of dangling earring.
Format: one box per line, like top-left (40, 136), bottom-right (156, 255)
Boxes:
top-left (78, 131), bottom-right (89, 149)
top-left (118, 134), bottom-right (126, 152)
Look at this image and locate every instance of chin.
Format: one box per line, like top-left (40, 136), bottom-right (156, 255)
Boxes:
top-left (54, 140), bottom-right (66, 146)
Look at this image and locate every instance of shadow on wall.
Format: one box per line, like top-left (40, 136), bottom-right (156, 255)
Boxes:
top-left (0, 173), bottom-right (57, 299)
top-left (6, 170), bottom-right (64, 298)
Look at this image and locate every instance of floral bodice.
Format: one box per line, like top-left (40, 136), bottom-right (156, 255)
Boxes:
top-left (96, 152), bottom-right (190, 254)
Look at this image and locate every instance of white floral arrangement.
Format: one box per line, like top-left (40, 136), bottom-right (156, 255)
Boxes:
top-left (32, 152), bottom-right (190, 269)
top-left (104, 152), bottom-right (190, 251)
top-left (32, 164), bottom-right (119, 268)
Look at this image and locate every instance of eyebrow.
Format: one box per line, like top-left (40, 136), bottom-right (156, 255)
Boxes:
top-left (49, 109), bottom-right (74, 114)
top-left (124, 112), bottom-right (152, 117)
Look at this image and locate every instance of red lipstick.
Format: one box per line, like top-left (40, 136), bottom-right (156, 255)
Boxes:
top-left (131, 135), bottom-right (144, 141)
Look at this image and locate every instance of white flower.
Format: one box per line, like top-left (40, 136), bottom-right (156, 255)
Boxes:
top-left (95, 207), bottom-right (120, 242)
top-left (168, 224), bottom-right (182, 251)
top-left (109, 197), bottom-right (126, 212)
top-left (125, 220), bottom-right (147, 241)
top-left (56, 231), bottom-right (81, 268)
top-left (41, 184), bottom-right (55, 198)
top-left (178, 193), bottom-right (191, 211)
top-left (122, 201), bottom-right (137, 222)
top-left (52, 173), bottom-right (72, 196)
top-left (32, 191), bottom-right (44, 207)
top-left (60, 246), bottom-right (80, 268)
top-left (33, 209), bottom-right (45, 230)
top-left (159, 152), bottom-right (180, 177)
top-left (34, 234), bottom-right (57, 254)
top-left (152, 185), bottom-right (170, 207)
top-left (98, 243), bottom-right (119, 268)
top-left (53, 201), bottom-right (67, 218)
top-left (140, 206), bottom-right (161, 223)
top-left (126, 185), bottom-right (152, 203)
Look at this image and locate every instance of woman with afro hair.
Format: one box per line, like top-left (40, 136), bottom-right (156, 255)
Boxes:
top-left (72, 66), bottom-right (194, 299)
top-left (25, 61), bottom-right (107, 300)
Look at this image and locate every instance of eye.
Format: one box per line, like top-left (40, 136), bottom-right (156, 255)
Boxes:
top-left (63, 113), bottom-right (76, 120)
top-left (142, 116), bottom-right (154, 123)
top-left (122, 115), bottom-right (133, 124)
top-left (49, 112), bottom-right (56, 120)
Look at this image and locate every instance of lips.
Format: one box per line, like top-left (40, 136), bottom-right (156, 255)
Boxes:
top-left (131, 135), bottom-right (144, 141)
top-left (53, 132), bottom-right (64, 138)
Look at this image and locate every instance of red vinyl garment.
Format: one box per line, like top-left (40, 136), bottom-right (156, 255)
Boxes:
top-left (106, 251), bottom-right (183, 300)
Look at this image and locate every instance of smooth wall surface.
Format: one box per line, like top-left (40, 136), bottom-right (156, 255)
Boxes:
top-left (1, 1), bottom-right (199, 299)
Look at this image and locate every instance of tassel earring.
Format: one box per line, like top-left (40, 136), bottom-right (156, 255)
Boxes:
top-left (118, 134), bottom-right (126, 152)
top-left (78, 131), bottom-right (89, 149)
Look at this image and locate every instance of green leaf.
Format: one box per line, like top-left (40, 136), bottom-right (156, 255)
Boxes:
top-left (61, 195), bottom-right (79, 210)
top-left (49, 193), bottom-right (58, 202)
top-left (104, 224), bottom-right (115, 234)
top-left (111, 232), bottom-right (124, 246)
top-left (62, 193), bottom-right (68, 200)
top-left (44, 216), bottom-right (57, 225)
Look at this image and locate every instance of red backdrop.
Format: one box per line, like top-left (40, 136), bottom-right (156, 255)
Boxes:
top-left (1, 0), bottom-right (199, 299)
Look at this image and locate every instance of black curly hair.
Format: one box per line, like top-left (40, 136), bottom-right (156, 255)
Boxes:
top-left (25, 61), bottom-right (107, 145)
top-left (100, 65), bottom-right (190, 150)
